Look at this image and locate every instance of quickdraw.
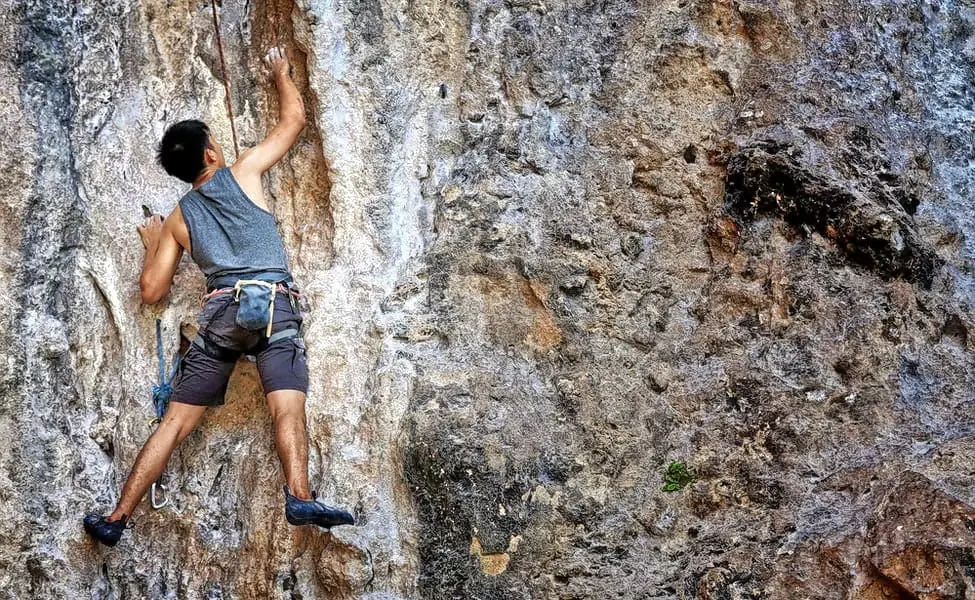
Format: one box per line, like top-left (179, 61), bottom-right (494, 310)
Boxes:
top-left (149, 318), bottom-right (182, 509)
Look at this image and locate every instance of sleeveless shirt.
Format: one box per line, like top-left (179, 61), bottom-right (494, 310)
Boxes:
top-left (178, 167), bottom-right (293, 291)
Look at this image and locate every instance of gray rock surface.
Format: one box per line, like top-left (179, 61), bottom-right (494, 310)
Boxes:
top-left (0, 0), bottom-right (973, 598)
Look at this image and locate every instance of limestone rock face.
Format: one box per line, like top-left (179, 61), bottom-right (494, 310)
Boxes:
top-left (1, 0), bottom-right (974, 598)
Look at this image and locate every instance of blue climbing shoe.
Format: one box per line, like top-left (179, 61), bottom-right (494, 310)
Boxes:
top-left (83, 513), bottom-right (127, 547)
top-left (283, 485), bottom-right (355, 528)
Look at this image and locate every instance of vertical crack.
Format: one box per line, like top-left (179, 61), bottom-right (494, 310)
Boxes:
top-left (250, 0), bottom-right (335, 269)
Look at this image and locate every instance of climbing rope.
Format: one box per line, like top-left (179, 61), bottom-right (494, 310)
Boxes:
top-left (210, 0), bottom-right (240, 159)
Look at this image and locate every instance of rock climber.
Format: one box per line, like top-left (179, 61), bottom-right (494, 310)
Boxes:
top-left (83, 47), bottom-right (354, 547)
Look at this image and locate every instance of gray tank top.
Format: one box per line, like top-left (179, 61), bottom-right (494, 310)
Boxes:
top-left (179, 167), bottom-right (293, 291)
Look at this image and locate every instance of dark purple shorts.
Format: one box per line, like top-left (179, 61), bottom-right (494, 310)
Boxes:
top-left (170, 291), bottom-right (309, 407)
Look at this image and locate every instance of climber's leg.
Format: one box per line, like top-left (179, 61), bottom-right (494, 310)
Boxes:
top-left (257, 331), bottom-right (354, 529)
top-left (253, 292), bottom-right (331, 513)
top-left (266, 389), bottom-right (312, 501)
top-left (107, 402), bottom-right (208, 522)
top-left (100, 329), bottom-right (239, 522)
top-left (267, 388), bottom-right (355, 529)
top-left (255, 296), bottom-right (311, 500)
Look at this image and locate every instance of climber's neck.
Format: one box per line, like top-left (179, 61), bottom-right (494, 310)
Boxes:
top-left (191, 165), bottom-right (222, 190)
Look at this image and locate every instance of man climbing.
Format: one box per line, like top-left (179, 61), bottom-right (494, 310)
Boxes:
top-left (83, 47), bottom-right (354, 547)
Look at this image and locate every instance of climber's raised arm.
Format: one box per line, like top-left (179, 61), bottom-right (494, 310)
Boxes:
top-left (137, 209), bottom-right (186, 304)
top-left (232, 47), bottom-right (306, 181)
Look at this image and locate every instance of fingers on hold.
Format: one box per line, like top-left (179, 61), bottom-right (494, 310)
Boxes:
top-left (263, 47), bottom-right (287, 67)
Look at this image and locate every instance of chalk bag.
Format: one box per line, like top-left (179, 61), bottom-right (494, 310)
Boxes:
top-left (233, 280), bottom-right (277, 336)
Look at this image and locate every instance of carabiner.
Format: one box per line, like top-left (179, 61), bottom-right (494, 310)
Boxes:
top-left (150, 482), bottom-right (169, 509)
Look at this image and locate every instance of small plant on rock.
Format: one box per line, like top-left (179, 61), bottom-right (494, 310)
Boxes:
top-left (662, 461), bottom-right (695, 492)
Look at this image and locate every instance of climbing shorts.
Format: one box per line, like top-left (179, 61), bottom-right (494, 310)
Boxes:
top-left (170, 290), bottom-right (309, 407)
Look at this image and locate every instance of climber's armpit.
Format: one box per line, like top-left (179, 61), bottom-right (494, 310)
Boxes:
top-left (234, 117), bottom-right (305, 178)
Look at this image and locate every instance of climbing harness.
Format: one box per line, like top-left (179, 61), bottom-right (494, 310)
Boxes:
top-left (194, 282), bottom-right (302, 356)
top-left (201, 281), bottom-right (300, 335)
top-left (193, 282), bottom-right (302, 357)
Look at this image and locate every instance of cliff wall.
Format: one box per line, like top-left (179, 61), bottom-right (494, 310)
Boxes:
top-left (1, 0), bottom-right (973, 598)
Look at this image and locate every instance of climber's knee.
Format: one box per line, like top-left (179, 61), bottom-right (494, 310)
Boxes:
top-left (158, 402), bottom-right (208, 442)
top-left (266, 389), bottom-right (306, 424)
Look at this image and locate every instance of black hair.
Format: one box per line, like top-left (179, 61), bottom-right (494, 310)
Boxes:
top-left (156, 120), bottom-right (210, 183)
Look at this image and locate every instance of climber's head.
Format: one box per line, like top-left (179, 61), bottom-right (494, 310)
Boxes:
top-left (156, 120), bottom-right (226, 184)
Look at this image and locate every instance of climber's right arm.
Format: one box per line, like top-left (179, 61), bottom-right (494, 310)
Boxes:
top-left (233, 47), bottom-right (306, 180)
top-left (137, 210), bottom-right (186, 305)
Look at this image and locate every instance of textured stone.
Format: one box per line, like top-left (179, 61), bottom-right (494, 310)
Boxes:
top-left (860, 472), bottom-right (975, 599)
top-left (2, 0), bottom-right (975, 598)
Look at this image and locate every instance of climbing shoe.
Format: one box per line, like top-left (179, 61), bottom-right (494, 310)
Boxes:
top-left (83, 514), bottom-right (127, 547)
top-left (283, 485), bottom-right (355, 528)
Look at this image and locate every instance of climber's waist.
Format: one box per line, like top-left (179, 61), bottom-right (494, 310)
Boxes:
top-left (201, 282), bottom-right (301, 307)
top-left (205, 269), bottom-right (294, 292)
top-left (206, 271), bottom-right (294, 293)
top-left (200, 275), bottom-right (301, 308)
